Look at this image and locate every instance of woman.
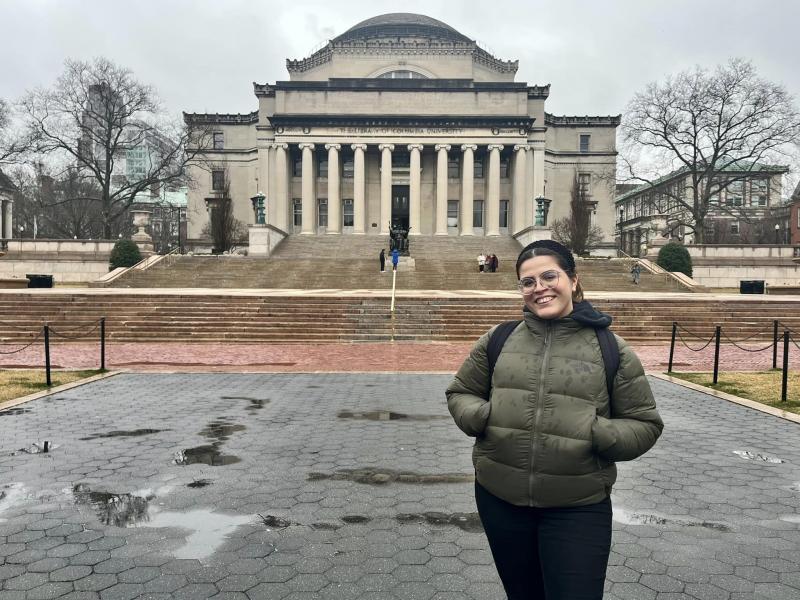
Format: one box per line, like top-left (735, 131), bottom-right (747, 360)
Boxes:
top-left (446, 239), bottom-right (663, 600)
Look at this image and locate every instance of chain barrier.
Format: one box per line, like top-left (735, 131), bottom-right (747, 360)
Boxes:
top-left (0, 330), bottom-right (44, 355)
top-left (720, 332), bottom-right (775, 353)
top-left (675, 323), bottom-right (715, 341)
top-left (676, 330), bottom-right (715, 352)
top-left (48, 320), bottom-right (102, 340)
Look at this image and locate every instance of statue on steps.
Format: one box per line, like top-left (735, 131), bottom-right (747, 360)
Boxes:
top-left (388, 222), bottom-right (410, 256)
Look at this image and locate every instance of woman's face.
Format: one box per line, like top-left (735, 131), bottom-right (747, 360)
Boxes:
top-left (518, 255), bottom-right (577, 320)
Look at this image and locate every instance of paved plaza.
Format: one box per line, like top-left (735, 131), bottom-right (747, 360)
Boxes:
top-left (1, 373), bottom-right (799, 599)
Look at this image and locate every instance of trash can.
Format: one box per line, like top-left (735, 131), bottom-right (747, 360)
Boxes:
top-left (26, 274), bottom-right (54, 288)
top-left (739, 280), bottom-right (765, 294)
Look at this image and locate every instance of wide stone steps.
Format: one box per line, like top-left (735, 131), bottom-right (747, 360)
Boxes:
top-left (1, 294), bottom-right (799, 344)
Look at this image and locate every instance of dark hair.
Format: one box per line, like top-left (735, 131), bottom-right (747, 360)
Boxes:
top-left (515, 244), bottom-right (584, 302)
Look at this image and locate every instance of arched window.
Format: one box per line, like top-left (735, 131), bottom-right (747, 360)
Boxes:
top-left (377, 70), bottom-right (428, 79)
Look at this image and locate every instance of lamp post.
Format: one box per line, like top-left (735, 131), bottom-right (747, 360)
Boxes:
top-left (250, 192), bottom-right (266, 225)
top-left (775, 223), bottom-right (780, 245)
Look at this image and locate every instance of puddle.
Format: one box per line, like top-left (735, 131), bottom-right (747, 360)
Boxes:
top-left (80, 429), bottom-right (166, 441)
top-left (187, 479), bottom-right (213, 489)
top-left (139, 509), bottom-right (254, 560)
top-left (341, 515), bottom-right (372, 524)
top-left (791, 483), bottom-right (800, 492)
top-left (311, 522), bottom-right (342, 531)
top-left (174, 419), bottom-right (244, 467)
top-left (397, 512), bottom-right (483, 533)
top-left (733, 450), bottom-right (785, 464)
top-left (779, 515), bottom-right (800, 524)
top-left (0, 407), bottom-right (32, 416)
top-left (337, 410), bottom-right (449, 422)
top-left (614, 508), bottom-right (731, 532)
top-left (0, 483), bottom-right (26, 516)
top-left (221, 397), bottom-right (270, 411)
top-left (72, 483), bottom-right (153, 527)
top-left (258, 514), bottom-right (292, 529)
top-left (12, 441), bottom-right (60, 455)
top-left (308, 468), bottom-right (474, 485)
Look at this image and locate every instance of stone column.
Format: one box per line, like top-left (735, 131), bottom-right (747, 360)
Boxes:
top-left (1, 200), bottom-right (9, 239)
top-left (274, 143), bottom-right (289, 231)
top-left (435, 144), bottom-right (451, 235)
top-left (408, 144), bottom-right (423, 235)
top-left (298, 143), bottom-right (315, 234)
top-left (486, 144), bottom-right (504, 236)
top-left (460, 144), bottom-right (477, 235)
top-left (532, 145), bottom-right (545, 198)
top-left (325, 143), bottom-right (341, 234)
top-left (351, 144), bottom-right (367, 234)
top-left (257, 145), bottom-right (272, 224)
top-left (379, 144), bottom-right (394, 235)
top-left (512, 145), bottom-right (528, 233)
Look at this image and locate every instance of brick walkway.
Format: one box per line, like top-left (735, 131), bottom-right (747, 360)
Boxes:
top-left (1, 373), bottom-right (799, 599)
top-left (1, 340), bottom-right (799, 373)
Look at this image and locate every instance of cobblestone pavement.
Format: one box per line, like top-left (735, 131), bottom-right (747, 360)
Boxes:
top-left (2, 341), bottom-right (799, 374)
top-left (1, 374), bottom-right (799, 599)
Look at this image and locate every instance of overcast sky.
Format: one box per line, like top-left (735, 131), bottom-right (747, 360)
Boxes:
top-left (2, 0), bottom-right (799, 119)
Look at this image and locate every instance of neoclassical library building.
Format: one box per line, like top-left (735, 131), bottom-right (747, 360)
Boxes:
top-left (185, 13), bottom-right (620, 250)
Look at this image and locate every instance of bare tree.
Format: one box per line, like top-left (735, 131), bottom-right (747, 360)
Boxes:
top-left (551, 173), bottom-right (605, 255)
top-left (621, 59), bottom-right (800, 243)
top-left (200, 168), bottom-right (246, 253)
top-left (18, 57), bottom-right (212, 239)
top-left (0, 98), bottom-right (27, 164)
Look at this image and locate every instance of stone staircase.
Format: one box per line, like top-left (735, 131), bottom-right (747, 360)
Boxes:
top-left (1, 292), bottom-right (798, 344)
top-left (110, 235), bottom-right (684, 293)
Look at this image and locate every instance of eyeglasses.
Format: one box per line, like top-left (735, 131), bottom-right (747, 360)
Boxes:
top-left (517, 270), bottom-right (560, 293)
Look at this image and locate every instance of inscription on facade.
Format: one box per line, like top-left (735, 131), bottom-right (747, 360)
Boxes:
top-left (336, 127), bottom-right (466, 135)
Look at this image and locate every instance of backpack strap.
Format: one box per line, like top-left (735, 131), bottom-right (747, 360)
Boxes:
top-left (595, 328), bottom-right (620, 402)
top-left (487, 320), bottom-right (522, 383)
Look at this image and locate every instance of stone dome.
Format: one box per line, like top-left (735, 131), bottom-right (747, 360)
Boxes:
top-left (333, 13), bottom-right (472, 44)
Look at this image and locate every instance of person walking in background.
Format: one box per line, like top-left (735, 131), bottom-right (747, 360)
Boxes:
top-left (446, 239), bottom-right (663, 600)
top-left (478, 252), bottom-right (486, 273)
top-left (630, 262), bottom-right (641, 285)
top-left (488, 253), bottom-right (498, 273)
top-left (379, 248), bottom-right (386, 273)
top-left (391, 247), bottom-right (399, 271)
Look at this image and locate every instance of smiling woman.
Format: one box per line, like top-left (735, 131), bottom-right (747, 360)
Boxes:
top-left (446, 238), bottom-right (663, 599)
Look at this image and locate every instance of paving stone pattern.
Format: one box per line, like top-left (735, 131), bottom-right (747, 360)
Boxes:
top-left (0, 374), bottom-right (799, 599)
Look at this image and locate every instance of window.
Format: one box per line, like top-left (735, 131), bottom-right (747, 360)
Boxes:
top-left (579, 134), bottom-right (591, 153)
top-left (578, 173), bottom-right (591, 198)
top-left (751, 179), bottom-right (768, 207)
top-left (473, 200), bottom-right (484, 227)
top-left (536, 198), bottom-right (551, 226)
top-left (126, 147), bottom-right (146, 180)
top-left (343, 158), bottom-right (354, 179)
top-left (448, 157), bottom-right (459, 179)
top-left (211, 170), bottom-right (225, 191)
top-left (500, 158), bottom-right (509, 179)
top-left (318, 198), bottom-right (327, 227)
top-left (213, 132), bottom-right (224, 150)
top-left (730, 220), bottom-right (740, 235)
top-left (726, 180), bottom-right (744, 206)
top-left (293, 199), bottom-right (302, 227)
top-left (318, 158), bottom-right (328, 178)
top-left (447, 200), bottom-right (459, 228)
top-left (377, 70), bottom-right (428, 79)
top-left (292, 156), bottom-right (303, 178)
top-left (499, 200), bottom-right (509, 228)
top-left (394, 153), bottom-right (410, 168)
top-left (343, 199), bottom-right (354, 227)
top-left (474, 157), bottom-right (484, 179)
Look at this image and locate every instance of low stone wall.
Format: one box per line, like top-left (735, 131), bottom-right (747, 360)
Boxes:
top-left (691, 264), bottom-right (800, 289)
top-left (0, 238), bottom-right (115, 284)
top-left (5, 239), bottom-right (115, 258)
top-left (248, 225), bottom-right (288, 257)
top-left (0, 259), bottom-right (109, 284)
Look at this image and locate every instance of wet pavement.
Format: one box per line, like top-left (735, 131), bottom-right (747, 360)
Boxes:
top-left (1, 373), bottom-right (799, 599)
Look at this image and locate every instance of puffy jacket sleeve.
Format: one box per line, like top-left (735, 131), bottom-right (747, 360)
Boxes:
top-left (446, 329), bottom-right (494, 437)
top-left (592, 336), bottom-right (664, 461)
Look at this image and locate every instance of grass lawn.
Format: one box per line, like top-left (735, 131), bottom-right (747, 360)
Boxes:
top-left (0, 369), bottom-right (103, 405)
top-left (670, 370), bottom-right (800, 415)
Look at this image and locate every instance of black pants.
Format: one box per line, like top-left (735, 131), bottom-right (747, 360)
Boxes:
top-left (475, 482), bottom-right (612, 600)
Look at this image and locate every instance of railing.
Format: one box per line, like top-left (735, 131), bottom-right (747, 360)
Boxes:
top-left (617, 249), bottom-right (692, 291)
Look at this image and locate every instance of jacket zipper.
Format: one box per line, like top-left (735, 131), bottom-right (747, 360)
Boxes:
top-left (529, 321), bottom-right (552, 506)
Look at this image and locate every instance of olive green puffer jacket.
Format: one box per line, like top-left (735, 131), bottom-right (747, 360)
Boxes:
top-left (446, 301), bottom-right (663, 508)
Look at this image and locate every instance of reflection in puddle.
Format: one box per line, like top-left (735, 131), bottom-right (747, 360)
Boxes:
top-left (337, 410), bottom-right (449, 422)
top-left (614, 507), bottom-right (731, 531)
top-left (0, 407), bottom-right (32, 416)
top-left (311, 522), bottom-right (341, 530)
top-left (791, 483), bottom-right (800, 492)
top-left (221, 397), bottom-right (270, 411)
top-left (397, 512), bottom-right (483, 533)
top-left (72, 483), bottom-right (153, 527)
top-left (187, 479), bottom-right (213, 488)
top-left (779, 514), bottom-right (800, 524)
top-left (12, 441), bottom-right (60, 455)
top-left (0, 483), bottom-right (26, 516)
top-left (139, 509), bottom-right (255, 560)
top-left (175, 419), bottom-right (244, 467)
top-left (80, 429), bottom-right (165, 440)
top-left (341, 515), bottom-right (372, 524)
top-left (733, 450), bottom-right (784, 464)
top-left (308, 468), bottom-right (474, 485)
top-left (259, 514), bottom-right (292, 529)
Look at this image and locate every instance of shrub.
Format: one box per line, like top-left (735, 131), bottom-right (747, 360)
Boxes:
top-left (656, 242), bottom-right (692, 277)
top-left (109, 239), bottom-right (142, 270)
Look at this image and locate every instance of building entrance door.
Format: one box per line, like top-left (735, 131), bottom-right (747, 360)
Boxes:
top-left (392, 186), bottom-right (410, 230)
